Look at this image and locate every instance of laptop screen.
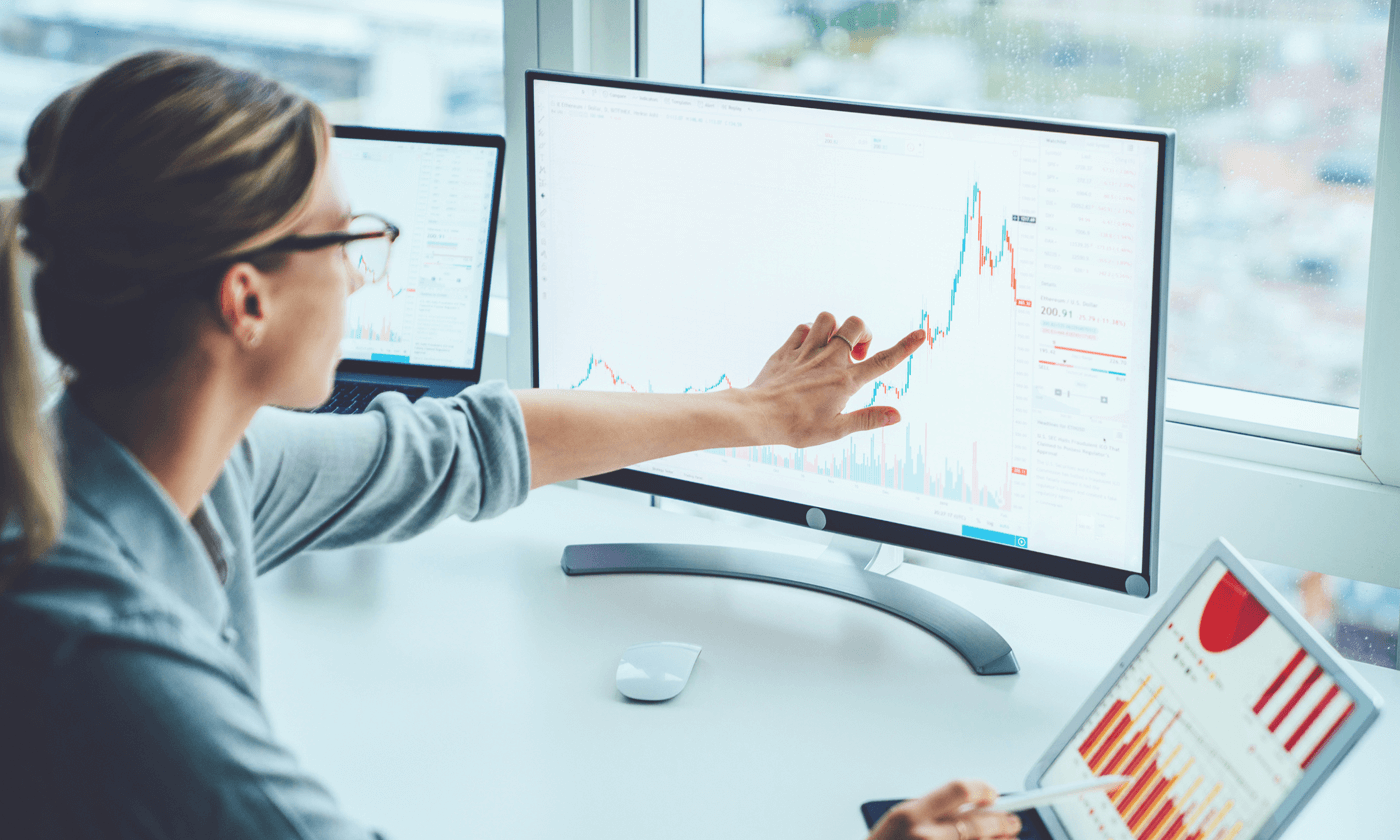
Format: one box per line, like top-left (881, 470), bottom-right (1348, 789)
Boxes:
top-left (332, 132), bottom-right (501, 372)
top-left (1041, 559), bottom-right (1358, 840)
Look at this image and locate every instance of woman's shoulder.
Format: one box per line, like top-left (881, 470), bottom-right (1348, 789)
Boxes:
top-left (0, 532), bottom-right (247, 697)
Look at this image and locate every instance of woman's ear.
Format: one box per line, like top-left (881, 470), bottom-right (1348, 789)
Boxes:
top-left (219, 262), bottom-right (268, 348)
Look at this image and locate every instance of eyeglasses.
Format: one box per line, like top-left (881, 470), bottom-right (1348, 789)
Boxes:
top-left (225, 213), bottom-right (400, 286)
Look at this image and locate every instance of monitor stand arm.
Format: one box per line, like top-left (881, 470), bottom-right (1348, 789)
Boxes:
top-left (818, 533), bottom-right (906, 575)
top-left (561, 541), bottom-right (1019, 676)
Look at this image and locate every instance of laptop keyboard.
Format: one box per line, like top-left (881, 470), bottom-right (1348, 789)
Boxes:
top-left (311, 381), bottom-right (429, 415)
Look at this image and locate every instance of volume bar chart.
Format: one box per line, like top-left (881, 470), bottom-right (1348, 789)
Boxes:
top-left (710, 424), bottom-right (1010, 510)
top-left (347, 315), bottom-right (403, 343)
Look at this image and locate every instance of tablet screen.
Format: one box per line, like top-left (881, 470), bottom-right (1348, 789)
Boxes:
top-left (1040, 560), bottom-right (1357, 840)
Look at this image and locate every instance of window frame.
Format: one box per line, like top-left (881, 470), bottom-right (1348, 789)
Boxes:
top-left (502, 0), bottom-right (1400, 588)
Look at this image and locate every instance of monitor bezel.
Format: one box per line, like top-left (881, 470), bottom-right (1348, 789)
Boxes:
top-left (1024, 538), bottom-right (1382, 840)
top-left (526, 69), bottom-right (1172, 596)
top-left (332, 125), bottom-right (506, 384)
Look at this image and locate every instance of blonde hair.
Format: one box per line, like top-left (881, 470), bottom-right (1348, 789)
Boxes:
top-left (1, 50), bottom-right (326, 583)
top-left (0, 198), bottom-right (62, 580)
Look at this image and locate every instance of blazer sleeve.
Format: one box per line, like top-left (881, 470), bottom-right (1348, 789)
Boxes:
top-left (235, 381), bottom-right (531, 574)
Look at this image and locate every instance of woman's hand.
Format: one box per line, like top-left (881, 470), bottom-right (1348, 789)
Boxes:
top-left (869, 780), bottom-right (1022, 840)
top-left (744, 311), bottom-right (925, 448)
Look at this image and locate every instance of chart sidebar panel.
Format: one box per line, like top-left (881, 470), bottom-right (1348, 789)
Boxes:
top-left (1042, 560), bottom-right (1357, 840)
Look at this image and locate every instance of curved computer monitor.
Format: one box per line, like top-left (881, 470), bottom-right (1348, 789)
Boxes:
top-left (527, 71), bottom-right (1171, 607)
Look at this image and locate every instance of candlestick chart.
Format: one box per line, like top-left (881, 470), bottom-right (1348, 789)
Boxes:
top-left (564, 182), bottom-right (1029, 512)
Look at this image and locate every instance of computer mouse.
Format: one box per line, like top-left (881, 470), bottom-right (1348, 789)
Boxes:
top-left (615, 642), bottom-right (702, 702)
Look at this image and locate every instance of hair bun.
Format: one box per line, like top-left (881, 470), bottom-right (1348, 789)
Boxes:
top-left (22, 50), bottom-right (325, 389)
top-left (17, 191), bottom-right (56, 265)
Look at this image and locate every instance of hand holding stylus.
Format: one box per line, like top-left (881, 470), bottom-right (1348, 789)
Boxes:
top-left (868, 780), bottom-right (1022, 840)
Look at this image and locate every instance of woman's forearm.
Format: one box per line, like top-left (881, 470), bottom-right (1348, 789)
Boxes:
top-left (516, 313), bottom-right (925, 490)
top-left (515, 388), bottom-right (764, 489)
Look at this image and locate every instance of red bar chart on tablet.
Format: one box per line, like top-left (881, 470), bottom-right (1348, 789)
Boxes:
top-left (1074, 675), bottom-right (1244, 840)
top-left (1252, 646), bottom-right (1355, 769)
top-left (1042, 561), bottom-right (1358, 840)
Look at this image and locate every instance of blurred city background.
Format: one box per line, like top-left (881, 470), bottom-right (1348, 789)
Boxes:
top-left (0, 0), bottom-right (506, 181)
top-left (2, 0), bottom-right (1391, 671)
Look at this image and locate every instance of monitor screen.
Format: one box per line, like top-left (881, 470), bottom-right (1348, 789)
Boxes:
top-left (1040, 559), bottom-right (1359, 840)
top-left (529, 73), bottom-right (1170, 592)
top-left (332, 131), bottom-right (501, 371)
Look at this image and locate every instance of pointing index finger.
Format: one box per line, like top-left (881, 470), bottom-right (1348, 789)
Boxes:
top-left (852, 328), bottom-right (925, 385)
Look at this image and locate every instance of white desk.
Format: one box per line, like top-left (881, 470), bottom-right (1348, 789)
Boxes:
top-left (256, 486), bottom-right (1399, 840)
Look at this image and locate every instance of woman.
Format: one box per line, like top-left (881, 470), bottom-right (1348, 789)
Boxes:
top-left (0, 51), bottom-right (1021, 840)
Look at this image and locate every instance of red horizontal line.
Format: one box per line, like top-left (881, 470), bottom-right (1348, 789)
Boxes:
top-left (1055, 345), bottom-right (1127, 360)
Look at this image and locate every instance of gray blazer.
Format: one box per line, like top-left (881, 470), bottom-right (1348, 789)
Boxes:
top-left (0, 383), bottom-right (531, 838)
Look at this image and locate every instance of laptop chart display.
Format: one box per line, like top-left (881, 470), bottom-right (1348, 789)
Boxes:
top-left (334, 136), bottom-right (498, 370)
top-left (1041, 560), bottom-right (1357, 840)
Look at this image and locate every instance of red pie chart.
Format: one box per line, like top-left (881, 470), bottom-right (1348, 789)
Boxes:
top-left (1199, 571), bottom-right (1271, 653)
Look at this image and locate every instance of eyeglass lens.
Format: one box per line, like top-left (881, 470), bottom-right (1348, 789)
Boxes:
top-left (344, 216), bottom-right (393, 285)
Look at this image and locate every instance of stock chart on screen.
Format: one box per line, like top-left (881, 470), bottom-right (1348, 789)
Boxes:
top-left (334, 136), bottom-right (497, 369)
top-left (1041, 560), bottom-right (1357, 840)
top-left (533, 79), bottom-right (1162, 573)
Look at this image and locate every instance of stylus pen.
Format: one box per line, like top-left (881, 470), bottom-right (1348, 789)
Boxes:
top-left (989, 776), bottom-right (1134, 813)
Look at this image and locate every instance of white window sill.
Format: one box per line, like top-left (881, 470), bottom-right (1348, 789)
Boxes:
top-left (1166, 380), bottom-right (1359, 453)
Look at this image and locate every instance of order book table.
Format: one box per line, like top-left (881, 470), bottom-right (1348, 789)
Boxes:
top-left (256, 486), bottom-right (1400, 840)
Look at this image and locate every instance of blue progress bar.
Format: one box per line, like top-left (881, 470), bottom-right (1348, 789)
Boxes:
top-left (962, 525), bottom-right (1028, 549)
top-left (371, 352), bottom-right (411, 363)
top-left (1092, 368), bottom-right (1126, 376)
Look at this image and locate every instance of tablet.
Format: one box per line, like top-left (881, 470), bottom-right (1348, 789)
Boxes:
top-left (1025, 539), bottom-right (1382, 840)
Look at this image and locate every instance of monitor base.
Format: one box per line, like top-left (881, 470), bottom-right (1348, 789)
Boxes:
top-left (561, 543), bottom-right (1019, 676)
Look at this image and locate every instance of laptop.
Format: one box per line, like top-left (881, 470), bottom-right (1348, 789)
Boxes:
top-left (314, 126), bottom-right (505, 414)
top-left (863, 538), bottom-right (1383, 840)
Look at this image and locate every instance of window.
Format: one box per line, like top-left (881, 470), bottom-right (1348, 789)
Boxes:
top-left (704, 0), bottom-right (1388, 408)
top-left (0, 0), bottom-right (505, 192)
top-left (1253, 559), bottom-right (1399, 668)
